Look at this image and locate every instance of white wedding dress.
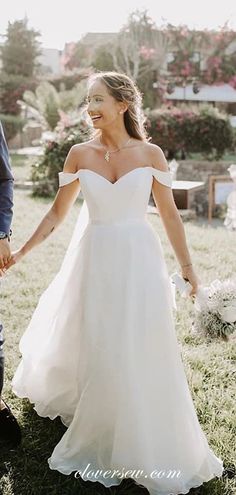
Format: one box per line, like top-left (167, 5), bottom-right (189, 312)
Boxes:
top-left (12, 166), bottom-right (224, 495)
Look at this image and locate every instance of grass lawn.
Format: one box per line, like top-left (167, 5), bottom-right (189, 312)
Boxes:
top-left (0, 189), bottom-right (235, 495)
top-left (9, 154), bottom-right (37, 183)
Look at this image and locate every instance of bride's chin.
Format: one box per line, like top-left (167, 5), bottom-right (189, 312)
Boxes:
top-left (92, 122), bottom-right (103, 128)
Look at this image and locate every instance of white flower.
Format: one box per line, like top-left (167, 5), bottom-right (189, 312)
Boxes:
top-left (208, 279), bottom-right (222, 295)
top-left (192, 277), bottom-right (236, 339)
top-left (219, 304), bottom-right (236, 323)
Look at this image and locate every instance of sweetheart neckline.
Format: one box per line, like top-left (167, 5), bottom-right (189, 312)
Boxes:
top-left (76, 166), bottom-right (169, 186)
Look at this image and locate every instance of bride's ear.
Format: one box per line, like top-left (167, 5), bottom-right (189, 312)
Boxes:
top-left (119, 102), bottom-right (128, 114)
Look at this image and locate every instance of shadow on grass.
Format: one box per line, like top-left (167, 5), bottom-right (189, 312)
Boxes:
top-left (0, 400), bottom-right (151, 495)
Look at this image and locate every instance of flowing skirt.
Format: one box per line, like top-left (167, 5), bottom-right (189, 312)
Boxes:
top-left (12, 220), bottom-right (224, 495)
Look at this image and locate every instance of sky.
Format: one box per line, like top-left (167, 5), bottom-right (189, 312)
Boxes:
top-left (1, 0), bottom-right (236, 49)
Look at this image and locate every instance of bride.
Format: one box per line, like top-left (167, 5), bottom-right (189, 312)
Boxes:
top-left (3, 71), bottom-right (223, 494)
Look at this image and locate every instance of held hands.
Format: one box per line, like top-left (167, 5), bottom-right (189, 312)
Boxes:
top-left (181, 265), bottom-right (200, 299)
top-left (0, 248), bottom-right (24, 277)
top-left (0, 238), bottom-right (11, 269)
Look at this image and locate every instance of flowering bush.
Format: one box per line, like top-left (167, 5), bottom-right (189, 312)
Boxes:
top-left (202, 26), bottom-right (236, 85)
top-left (146, 105), bottom-right (235, 159)
top-left (31, 116), bottom-right (91, 197)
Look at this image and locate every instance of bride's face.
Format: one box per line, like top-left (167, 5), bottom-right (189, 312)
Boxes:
top-left (86, 80), bottom-right (126, 129)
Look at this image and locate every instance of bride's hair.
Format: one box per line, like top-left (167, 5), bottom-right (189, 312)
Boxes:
top-left (87, 71), bottom-right (149, 141)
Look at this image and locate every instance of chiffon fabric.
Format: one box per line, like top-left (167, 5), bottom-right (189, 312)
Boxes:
top-left (12, 166), bottom-right (224, 495)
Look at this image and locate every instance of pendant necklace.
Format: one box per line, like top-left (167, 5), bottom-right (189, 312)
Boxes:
top-left (99, 136), bottom-right (132, 162)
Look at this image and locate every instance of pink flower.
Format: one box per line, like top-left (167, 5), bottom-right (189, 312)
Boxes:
top-left (139, 45), bottom-right (156, 60)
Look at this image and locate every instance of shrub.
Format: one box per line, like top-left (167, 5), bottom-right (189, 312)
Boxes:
top-left (0, 72), bottom-right (37, 116)
top-left (146, 104), bottom-right (235, 160)
top-left (188, 106), bottom-right (235, 159)
top-left (31, 121), bottom-right (91, 197)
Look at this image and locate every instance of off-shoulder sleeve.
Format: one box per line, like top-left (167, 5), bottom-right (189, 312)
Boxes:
top-left (58, 171), bottom-right (80, 187)
top-left (151, 167), bottom-right (172, 188)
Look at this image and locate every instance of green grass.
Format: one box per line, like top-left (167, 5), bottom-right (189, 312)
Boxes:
top-left (0, 190), bottom-right (235, 495)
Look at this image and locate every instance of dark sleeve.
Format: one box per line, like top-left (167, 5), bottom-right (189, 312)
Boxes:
top-left (0, 122), bottom-right (14, 235)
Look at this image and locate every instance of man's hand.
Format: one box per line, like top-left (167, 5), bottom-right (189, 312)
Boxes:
top-left (0, 238), bottom-right (11, 268)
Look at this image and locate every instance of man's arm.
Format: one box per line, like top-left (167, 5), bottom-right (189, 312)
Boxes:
top-left (0, 122), bottom-right (14, 235)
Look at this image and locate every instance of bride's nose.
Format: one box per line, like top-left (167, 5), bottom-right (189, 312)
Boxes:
top-left (87, 102), bottom-right (95, 114)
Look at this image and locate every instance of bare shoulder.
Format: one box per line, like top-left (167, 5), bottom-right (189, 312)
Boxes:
top-left (71, 138), bottom-right (97, 153)
top-left (63, 139), bottom-right (97, 173)
top-left (144, 142), bottom-right (169, 172)
top-left (70, 138), bottom-right (97, 157)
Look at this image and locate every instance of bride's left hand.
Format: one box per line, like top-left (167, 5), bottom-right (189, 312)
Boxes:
top-left (181, 265), bottom-right (201, 298)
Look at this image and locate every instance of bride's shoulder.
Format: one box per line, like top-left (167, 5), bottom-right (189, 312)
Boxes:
top-left (142, 141), bottom-right (165, 155)
top-left (68, 139), bottom-right (99, 169)
top-left (61, 139), bottom-right (98, 175)
top-left (70, 138), bottom-right (98, 155)
top-left (143, 142), bottom-right (169, 172)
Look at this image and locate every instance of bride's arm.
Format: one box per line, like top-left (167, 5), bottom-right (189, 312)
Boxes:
top-left (149, 144), bottom-right (200, 295)
top-left (7, 146), bottom-right (80, 263)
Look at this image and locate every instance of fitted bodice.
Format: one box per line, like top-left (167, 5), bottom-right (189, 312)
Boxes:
top-left (59, 166), bottom-right (172, 224)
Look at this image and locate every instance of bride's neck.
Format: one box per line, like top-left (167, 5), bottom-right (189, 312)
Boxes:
top-left (99, 128), bottom-right (131, 150)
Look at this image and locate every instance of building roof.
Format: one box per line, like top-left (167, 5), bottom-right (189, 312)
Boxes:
top-left (165, 83), bottom-right (236, 103)
top-left (80, 32), bottom-right (117, 46)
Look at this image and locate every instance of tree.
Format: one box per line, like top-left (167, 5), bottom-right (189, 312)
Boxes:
top-left (63, 42), bottom-right (90, 71)
top-left (0, 17), bottom-right (41, 118)
top-left (91, 46), bottom-right (114, 72)
top-left (110, 10), bottom-right (170, 82)
top-left (166, 23), bottom-right (236, 87)
top-left (103, 9), bottom-right (171, 108)
top-left (166, 24), bottom-right (211, 82)
top-left (202, 24), bottom-right (236, 85)
top-left (1, 17), bottom-right (41, 77)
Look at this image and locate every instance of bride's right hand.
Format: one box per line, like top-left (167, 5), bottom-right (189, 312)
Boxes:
top-left (1, 249), bottom-right (25, 275)
top-left (181, 265), bottom-right (200, 298)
